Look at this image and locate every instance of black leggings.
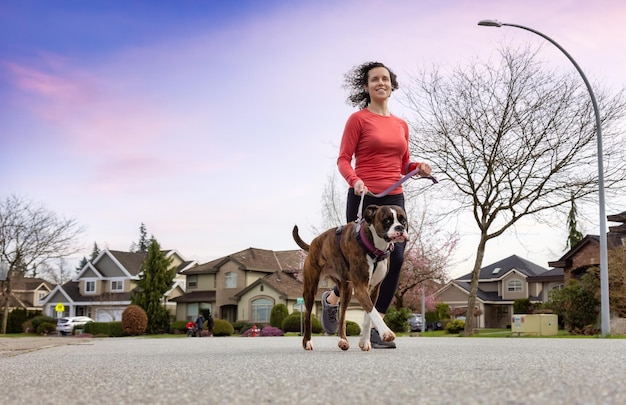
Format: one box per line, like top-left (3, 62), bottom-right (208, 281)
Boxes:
top-left (332, 190), bottom-right (405, 314)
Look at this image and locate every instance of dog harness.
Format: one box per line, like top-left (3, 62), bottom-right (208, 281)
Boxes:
top-left (335, 221), bottom-right (393, 265)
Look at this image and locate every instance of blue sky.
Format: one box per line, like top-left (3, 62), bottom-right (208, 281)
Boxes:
top-left (1, 0), bottom-right (625, 277)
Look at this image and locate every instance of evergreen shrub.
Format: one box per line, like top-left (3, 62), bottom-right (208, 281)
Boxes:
top-left (212, 319), bottom-right (234, 336)
top-left (122, 305), bottom-right (148, 336)
top-left (269, 304), bottom-right (289, 329)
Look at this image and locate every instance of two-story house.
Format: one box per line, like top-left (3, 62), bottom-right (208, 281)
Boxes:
top-left (434, 255), bottom-right (564, 328)
top-left (172, 247), bottom-right (304, 323)
top-left (40, 249), bottom-right (193, 321)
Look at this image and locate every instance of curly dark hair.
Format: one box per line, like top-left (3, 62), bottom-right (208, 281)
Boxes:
top-left (343, 61), bottom-right (399, 109)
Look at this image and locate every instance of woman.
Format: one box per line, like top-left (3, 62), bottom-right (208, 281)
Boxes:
top-left (321, 61), bottom-right (431, 349)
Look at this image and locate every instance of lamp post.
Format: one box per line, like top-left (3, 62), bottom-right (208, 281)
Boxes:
top-left (478, 19), bottom-right (610, 336)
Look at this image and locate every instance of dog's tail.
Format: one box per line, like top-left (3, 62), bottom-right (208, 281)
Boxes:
top-left (292, 225), bottom-right (310, 251)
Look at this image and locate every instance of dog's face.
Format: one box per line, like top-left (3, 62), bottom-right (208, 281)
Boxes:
top-left (363, 205), bottom-right (409, 243)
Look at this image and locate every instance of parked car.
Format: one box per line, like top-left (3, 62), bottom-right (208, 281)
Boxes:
top-left (57, 316), bottom-right (94, 335)
top-left (408, 314), bottom-right (423, 332)
top-left (426, 320), bottom-right (444, 331)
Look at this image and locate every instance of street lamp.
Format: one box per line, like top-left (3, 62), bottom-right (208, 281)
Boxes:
top-left (478, 19), bottom-right (610, 336)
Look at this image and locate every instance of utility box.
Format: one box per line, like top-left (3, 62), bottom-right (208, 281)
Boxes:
top-left (512, 314), bottom-right (558, 336)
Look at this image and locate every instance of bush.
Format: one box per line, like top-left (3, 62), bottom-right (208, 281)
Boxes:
top-left (445, 319), bottom-right (465, 334)
top-left (513, 298), bottom-right (534, 314)
top-left (7, 308), bottom-right (28, 333)
top-left (270, 304), bottom-right (289, 329)
top-left (547, 276), bottom-right (599, 332)
top-left (232, 321), bottom-right (255, 335)
top-left (383, 306), bottom-right (412, 332)
top-left (37, 322), bottom-right (56, 335)
top-left (346, 320), bottom-right (361, 336)
top-left (122, 305), bottom-right (148, 336)
top-left (212, 319), bottom-right (234, 336)
top-left (170, 320), bottom-right (187, 334)
top-left (30, 315), bottom-right (57, 333)
top-left (260, 326), bottom-right (284, 336)
top-left (109, 322), bottom-right (124, 337)
top-left (282, 312), bottom-right (322, 333)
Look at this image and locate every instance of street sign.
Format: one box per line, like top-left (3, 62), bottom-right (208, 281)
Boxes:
top-left (296, 297), bottom-right (304, 305)
top-left (55, 303), bottom-right (65, 313)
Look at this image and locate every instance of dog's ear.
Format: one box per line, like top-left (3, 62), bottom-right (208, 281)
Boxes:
top-left (363, 205), bottom-right (380, 223)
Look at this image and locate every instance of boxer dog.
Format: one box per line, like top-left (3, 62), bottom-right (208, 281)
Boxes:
top-left (292, 204), bottom-right (409, 351)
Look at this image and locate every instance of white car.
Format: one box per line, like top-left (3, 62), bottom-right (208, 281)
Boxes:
top-left (57, 316), bottom-right (94, 335)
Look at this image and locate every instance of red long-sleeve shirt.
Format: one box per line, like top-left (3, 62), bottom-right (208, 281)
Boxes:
top-left (337, 108), bottom-right (415, 195)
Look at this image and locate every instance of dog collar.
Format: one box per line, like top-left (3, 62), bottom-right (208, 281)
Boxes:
top-left (355, 220), bottom-right (393, 262)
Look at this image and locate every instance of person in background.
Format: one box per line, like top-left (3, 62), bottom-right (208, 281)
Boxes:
top-left (321, 61), bottom-right (432, 349)
top-left (195, 313), bottom-right (205, 337)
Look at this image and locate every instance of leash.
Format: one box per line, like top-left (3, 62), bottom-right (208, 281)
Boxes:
top-left (356, 169), bottom-right (438, 221)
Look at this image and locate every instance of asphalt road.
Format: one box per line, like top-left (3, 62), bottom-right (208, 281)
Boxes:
top-left (1, 335), bottom-right (625, 404)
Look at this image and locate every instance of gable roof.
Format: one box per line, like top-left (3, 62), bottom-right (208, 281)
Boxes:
top-left (455, 255), bottom-right (549, 281)
top-left (234, 270), bottom-right (303, 299)
top-left (182, 248), bottom-right (302, 275)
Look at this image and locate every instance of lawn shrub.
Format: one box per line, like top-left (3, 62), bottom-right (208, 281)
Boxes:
top-left (37, 322), bottom-right (56, 335)
top-left (384, 306), bottom-right (413, 332)
top-left (212, 319), bottom-right (234, 336)
top-left (445, 319), bottom-right (465, 334)
top-left (170, 320), bottom-right (187, 334)
top-left (30, 315), bottom-right (57, 333)
top-left (109, 322), bottom-right (123, 337)
top-left (260, 326), bottom-right (284, 336)
top-left (346, 320), bottom-right (361, 336)
top-left (270, 304), bottom-right (289, 329)
top-left (232, 321), bottom-right (254, 334)
top-left (122, 304), bottom-right (148, 336)
top-left (281, 312), bottom-right (322, 333)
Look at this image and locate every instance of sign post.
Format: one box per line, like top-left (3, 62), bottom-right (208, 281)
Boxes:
top-left (296, 298), bottom-right (304, 336)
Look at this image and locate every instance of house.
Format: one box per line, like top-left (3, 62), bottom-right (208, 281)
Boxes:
top-left (3, 277), bottom-right (54, 311)
top-left (172, 247), bottom-right (305, 323)
top-left (548, 211), bottom-right (626, 282)
top-left (40, 249), bottom-right (193, 321)
top-left (434, 255), bottom-right (564, 328)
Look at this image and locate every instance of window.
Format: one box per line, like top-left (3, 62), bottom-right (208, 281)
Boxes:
top-left (187, 275), bottom-right (198, 288)
top-left (251, 298), bottom-right (272, 323)
top-left (507, 280), bottom-right (522, 292)
top-left (85, 281), bottom-right (96, 294)
top-left (225, 272), bottom-right (237, 288)
top-left (37, 291), bottom-right (47, 301)
top-left (111, 280), bottom-right (124, 291)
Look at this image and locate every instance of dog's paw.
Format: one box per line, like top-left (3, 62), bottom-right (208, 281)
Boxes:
top-left (381, 331), bottom-right (396, 342)
top-left (338, 338), bottom-right (350, 351)
top-left (303, 340), bottom-right (314, 351)
top-left (359, 339), bottom-right (372, 351)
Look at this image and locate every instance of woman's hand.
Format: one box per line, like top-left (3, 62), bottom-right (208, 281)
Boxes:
top-left (354, 179), bottom-right (368, 196)
top-left (418, 162), bottom-right (432, 177)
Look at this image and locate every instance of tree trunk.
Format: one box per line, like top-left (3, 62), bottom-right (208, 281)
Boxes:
top-left (463, 235), bottom-right (488, 336)
top-left (1, 276), bottom-right (11, 335)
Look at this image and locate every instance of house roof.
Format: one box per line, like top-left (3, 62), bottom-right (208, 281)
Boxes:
top-left (10, 277), bottom-right (53, 291)
top-left (108, 250), bottom-right (147, 276)
top-left (234, 270), bottom-right (303, 300)
top-left (455, 254), bottom-right (549, 281)
top-left (169, 290), bottom-right (216, 303)
top-left (182, 248), bottom-right (302, 275)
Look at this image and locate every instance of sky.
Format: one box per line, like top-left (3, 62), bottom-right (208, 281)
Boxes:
top-left (1, 0), bottom-right (625, 279)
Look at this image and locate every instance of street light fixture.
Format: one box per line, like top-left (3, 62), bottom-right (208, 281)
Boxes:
top-left (478, 19), bottom-right (610, 336)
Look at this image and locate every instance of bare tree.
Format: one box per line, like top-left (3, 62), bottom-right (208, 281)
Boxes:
top-left (0, 195), bottom-right (83, 334)
top-left (394, 208), bottom-right (458, 310)
top-left (38, 259), bottom-right (74, 285)
top-left (403, 45), bottom-right (626, 335)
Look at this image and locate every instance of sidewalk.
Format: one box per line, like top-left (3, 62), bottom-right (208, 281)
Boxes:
top-left (0, 336), bottom-right (92, 357)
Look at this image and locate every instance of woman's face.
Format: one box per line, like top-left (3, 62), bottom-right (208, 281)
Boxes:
top-left (365, 66), bottom-right (392, 102)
